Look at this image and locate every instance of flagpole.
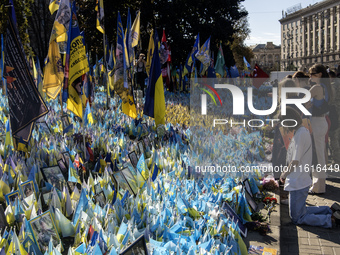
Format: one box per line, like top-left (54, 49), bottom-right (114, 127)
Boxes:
top-left (81, 94), bottom-right (86, 181)
top-left (103, 33), bottom-right (110, 109)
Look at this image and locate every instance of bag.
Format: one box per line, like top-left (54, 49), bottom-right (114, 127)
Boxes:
top-left (312, 99), bottom-right (331, 116)
top-left (312, 83), bottom-right (331, 116)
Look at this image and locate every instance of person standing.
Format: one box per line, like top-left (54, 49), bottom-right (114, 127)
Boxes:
top-left (328, 71), bottom-right (340, 165)
top-left (136, 53), bottom-right (146, 97)
top-left (308, 64), bottom-right (333, 194)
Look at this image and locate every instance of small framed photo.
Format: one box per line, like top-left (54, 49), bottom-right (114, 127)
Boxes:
top-left (243, 178), bottom-right (253, 198)
top-left (119, 234), bottom-right (148, 255)
top-left (5, 190), bottom-right (19, 206)
top-left (244, 190), bottom-right (258, 212)
top-left (29, 211), bottom-right (62, 252)
top-left (121, 167), bottom-right (138, 196)
top-left (42, 192), bottom-right (52, 206)
top-left (36, 121), bottom-right (51, 134)
top-left (137, 141), bottom-right (144, 156)
top-left (94, 183), bottom-right (102, 195)
top-left (142, 123), bottom-right (148, 133)
top-left (19, 180), bottom-right (36, 199)
top-left (128, 151), bottom-right (138, 168)
top-left (61, 151), bottom-right (71, 168)
top-left (94, 191), bottom-right (106, 208)
top-left (126, 162), bottom-right (137, 176)
top-left (41, 166), bottom-right (67, 192)
top-left (142, 136), bottom-right (150, 149)
top-left (22, 236), bottom-right (41, 255)
top-left (221, 202), bottom-right (247, 238)
top-left (67, 181), bottom-right (76, 192)
top-left (57, 158), bottom-right (68, 177)
top-left (113, 171), bottom-right (134, 196)
top-left (61, 115), bottom-right (71, 131)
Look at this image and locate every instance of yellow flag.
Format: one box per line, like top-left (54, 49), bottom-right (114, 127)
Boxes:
top-left (131, 11), bottom-right (140, 48)
top-left (43, 41), bottom-right (64, 99)
top-left (146, 29), bottom-right (154, 76)
top-left (122, 94), bottom-right (137, 119)
top-left (49, 0), bottom-right (59, 14)
top-left (68, 36), bottom-right (89, 89)
top-left (95, 0), bottom-right (105, 34)
top-left (67, 84), bottom-right (83, 119)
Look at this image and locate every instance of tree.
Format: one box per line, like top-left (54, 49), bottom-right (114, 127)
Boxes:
top-left (73, 0), bottom-right (249, 67)
top-left (229, 16), bottom-right (253, 70)
top-left (0, 0), bottom-right (34, 55)
top-left (27, 0), bottom-right (54, 64)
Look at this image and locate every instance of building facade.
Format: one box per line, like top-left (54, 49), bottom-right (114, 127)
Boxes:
top-left (250, 42), bottom-right (281, 71)
top-left (280, 0), bottom-right (340, 72)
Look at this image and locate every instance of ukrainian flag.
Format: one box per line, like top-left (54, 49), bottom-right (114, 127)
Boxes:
top-left (143, 31), bottom-right (165, 126)
top-left (84, 101), bottom-right (93, 126)
top-left (68, 158), bottom-right (81, 184)
top-left (4, 120), bottom-right (13, 157)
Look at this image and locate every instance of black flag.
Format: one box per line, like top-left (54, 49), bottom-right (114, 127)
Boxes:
top-left (4, 0), bottom-right (49, 142)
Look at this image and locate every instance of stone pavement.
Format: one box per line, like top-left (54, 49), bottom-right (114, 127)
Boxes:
top-left (280, 174), bottom-right (340, 255)
top-left (245, 190), bottom-right (280, 253)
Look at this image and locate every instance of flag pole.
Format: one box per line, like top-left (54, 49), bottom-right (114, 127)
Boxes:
top-left (81, 93), bottom-right (86, 180)
top-left (103, 34), bottom-right (110, 109)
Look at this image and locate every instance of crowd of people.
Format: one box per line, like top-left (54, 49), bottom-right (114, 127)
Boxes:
top-left (272, 63), bottom-right (340, 228)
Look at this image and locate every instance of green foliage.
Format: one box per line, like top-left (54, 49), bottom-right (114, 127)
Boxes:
top-left (28, 0), bottom-right (54, 64)
top-left (0, 0), bottom-right (34, 55)
top-left (1, 0), bottom-right (251, 68)
top-left (75, 0), bottom-right (249, 67)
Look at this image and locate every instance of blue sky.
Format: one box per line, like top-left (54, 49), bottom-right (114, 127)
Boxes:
top-left (242, 0), bottom-right (319, 46)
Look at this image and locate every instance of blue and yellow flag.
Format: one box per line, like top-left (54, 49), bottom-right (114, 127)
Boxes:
top-left (151, 163), bottom-right (159, 182)
top-left (49, 0), bottom-right (70, 43)
top-left (95, 0), bottom-right (104, 34)
top-left (195, 36), bottom-right (210, 74)
top-left (43, 41), bottom-right (64, 99)
top-left (44, 0), bottom-right (70, 99)
top-left (68, 158), bottom-right (81, 184)
top-left (136, 153), bottom-right (147, 184)
top-left (4, 120), bottom-right (13, 157)
top-left (114, 12), bottom-right (136, 119)
top-left (143, 31), bottom-right (165, 126)
top-left (187, 33), bottom-right (199, 66)
top-left (146, 29), bottom-right (154, 76)
top-left (49, 0), bottom-right (60, 14)
top-left (182, 52), bottom-right (191, 78)
top-left (125, 8), bottom-right (133, 66)
top-left (243, 56), bottom-right (251, 71)
top-left (65, 2), bottom-right (89, 119)
top-left (84, 101), bottom-right (93, 126)
top-left (131, 11), bottom-right (140, 48)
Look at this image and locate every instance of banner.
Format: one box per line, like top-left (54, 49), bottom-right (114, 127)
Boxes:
top-left (65, 2), bottom-right (89, 119)
top-left (4, 6), bottom-right (48, 142)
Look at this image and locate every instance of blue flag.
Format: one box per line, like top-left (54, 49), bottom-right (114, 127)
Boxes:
top-left (143, 31), bottom-right (165, 126)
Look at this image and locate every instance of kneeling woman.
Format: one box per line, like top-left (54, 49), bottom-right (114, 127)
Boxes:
top-left (280, 107), bottom-right (334, 228)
